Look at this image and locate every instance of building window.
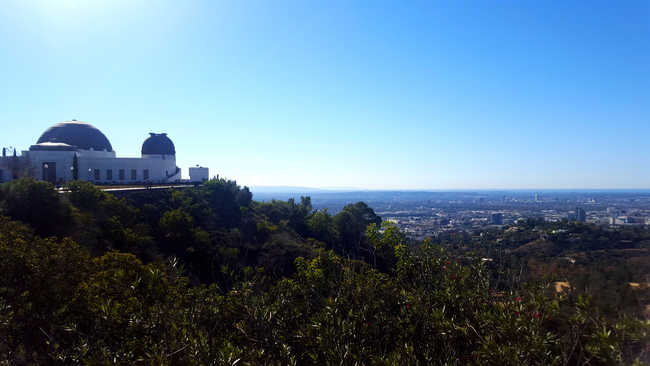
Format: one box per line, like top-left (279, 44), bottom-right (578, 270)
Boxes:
top-left (131, 169), bottom-right (137, 180)
top-left (119, 169), bottom-right (125, 180)
top-left (0, 169), bottom-right (3, 182)
top-left (94, 169), bottom-right (100, 181)
top-left (143, 169), bottom-right (149, 180)
top-left (106, 169), bottom-right (113, 180)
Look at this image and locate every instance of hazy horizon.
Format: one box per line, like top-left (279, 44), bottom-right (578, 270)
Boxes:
top-left (249, 185), bottom-right (650, 193)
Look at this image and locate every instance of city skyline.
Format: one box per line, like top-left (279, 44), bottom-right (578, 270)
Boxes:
top-left (1, 1), bottom-right (648, 190)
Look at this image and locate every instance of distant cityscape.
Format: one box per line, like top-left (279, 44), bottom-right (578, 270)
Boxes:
top-left (252, 189), bottom-right (650, 240)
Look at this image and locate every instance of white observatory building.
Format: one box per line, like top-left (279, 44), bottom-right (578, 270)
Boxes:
top-left (0, 120), bottom-right (182, 184)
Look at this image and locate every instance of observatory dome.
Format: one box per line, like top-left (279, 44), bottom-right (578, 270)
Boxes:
top-left (141, 133), bottom-right (176, 156)
top-left (36, 120), bottom-right (113, 151)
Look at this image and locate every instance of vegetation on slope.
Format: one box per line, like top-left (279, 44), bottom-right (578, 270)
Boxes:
top-left (0, 178), bottom-right (647, 365)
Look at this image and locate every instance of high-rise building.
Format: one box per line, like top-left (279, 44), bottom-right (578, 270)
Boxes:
top-left (576, 207), bottom-right (586, 222)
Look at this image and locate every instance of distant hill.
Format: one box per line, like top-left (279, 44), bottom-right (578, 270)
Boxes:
top-left (249, 186), bottom-right (334, 194)
top-left (249, 186), bottom-right (360, 193)
top-left (513, 239), bottom-right (558, 256)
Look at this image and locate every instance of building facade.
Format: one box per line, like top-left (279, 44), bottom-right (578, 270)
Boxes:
top-left (189, 166), bottom-right (209, 182)
top-left (0, 120), bottom-right (181, 184)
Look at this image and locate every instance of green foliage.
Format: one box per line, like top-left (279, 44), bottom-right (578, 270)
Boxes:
top-left (0, 177), bottom-right (69, 236)
top-left (366, 221), bottom-right (404, 271)
top-left (306, 208), bottom-right (334, 244)
top-left (160, 208), bottom-right (194, 240)
top-left (0, 218), bottom-right (91, 363)
top-left (64, 180), bottom-right (156, 258)
top-left (253, 196), bottom-right (313, 237)
top-left (202, 178), bottom-right (247, 228)
top-left (333, 201), bottom-right (382, 257)
top-left (0, 214), bottom-right (647, 364)
top-left (65, 179), bottom-right (108, 209)
top-left (0, 180), bottom-right (648, 364)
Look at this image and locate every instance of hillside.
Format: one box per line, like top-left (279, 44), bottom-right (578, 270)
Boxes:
top-left (0, 178), bottom-right (647, 365)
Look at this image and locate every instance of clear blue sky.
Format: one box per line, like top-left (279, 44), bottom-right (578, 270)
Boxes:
top-left (1, 0), bottom-right (648, 189)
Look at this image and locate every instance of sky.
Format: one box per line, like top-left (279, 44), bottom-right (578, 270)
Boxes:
top-left (1, 0), bottom-right (648, 190)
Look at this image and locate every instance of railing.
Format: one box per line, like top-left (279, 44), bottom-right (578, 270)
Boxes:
top-left (165, 166), bottom-right (182, 180)
top-left (58, 181), bottom-right (201, 192)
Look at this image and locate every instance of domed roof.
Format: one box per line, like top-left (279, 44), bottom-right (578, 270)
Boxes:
top-left (141, 133), bottom-right (175, 155)
top-left (37, 120), bottom-right (113, 151)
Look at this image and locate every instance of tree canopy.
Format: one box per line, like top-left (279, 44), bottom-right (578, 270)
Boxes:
top-left (0, 178), bottom-right (647, 364)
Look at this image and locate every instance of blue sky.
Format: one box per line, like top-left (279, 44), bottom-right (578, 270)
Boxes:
top-left (1, 0), bottom-right (648, 189)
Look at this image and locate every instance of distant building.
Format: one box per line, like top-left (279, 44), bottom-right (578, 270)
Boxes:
top-left (576, 207), bottom-right (586, 222)
top-left (189, 166), bottom-right (209, 182)
top-left (489, 213), bottom-right (503, 225)
top-left (0, 120), bottom-right (182, 184)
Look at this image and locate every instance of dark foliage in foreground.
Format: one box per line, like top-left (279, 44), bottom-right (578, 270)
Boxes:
top-left (0, 178), bottom-right (647, 364)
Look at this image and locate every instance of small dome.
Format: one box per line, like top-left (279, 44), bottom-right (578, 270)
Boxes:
top-left (141, 133), bottom-right (175, 155)
top-left (37, 120), bottom-right (113, 151)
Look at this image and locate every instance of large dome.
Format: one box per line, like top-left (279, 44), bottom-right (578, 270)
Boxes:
top-left (36, 120), bottom-right (113, 151)
top-left (141, 133), bottom-right (175, 155)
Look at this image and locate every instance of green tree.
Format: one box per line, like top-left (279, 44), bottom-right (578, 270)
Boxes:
top-left (0, 177), bottom-right (69, 236)
top-left (64, 180), bottom-right (156, 258)
top-left (333, 201), bottom-right (381, 257)
top-left (307, 209), bottom-right (335, 245)
top-left (160, 208), bottom-right (194, 241)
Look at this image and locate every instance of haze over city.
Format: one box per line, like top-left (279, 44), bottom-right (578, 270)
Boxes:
top-left (1, 0), bottom-right (648, 190)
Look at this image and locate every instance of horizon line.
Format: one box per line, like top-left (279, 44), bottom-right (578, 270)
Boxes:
top-left (248, 185), bottom-right (650, 192)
